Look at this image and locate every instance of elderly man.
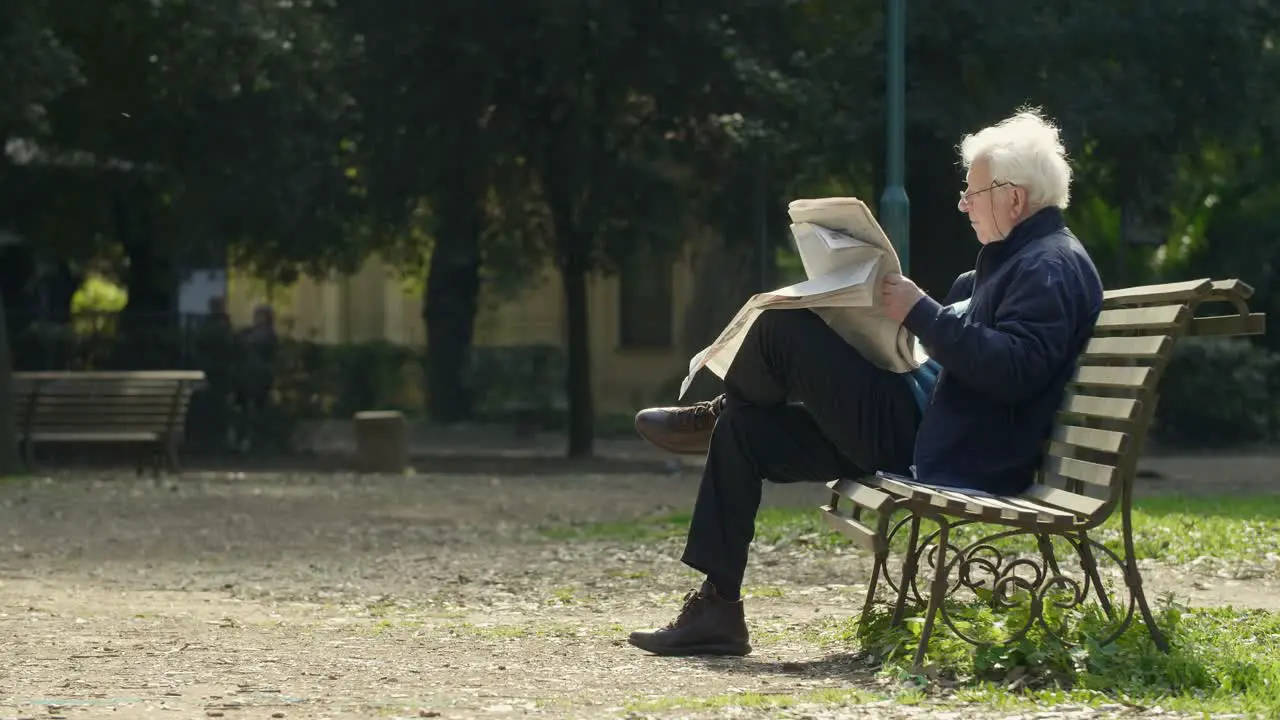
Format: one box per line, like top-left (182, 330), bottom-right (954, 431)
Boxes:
top-left (627, 109), bottom-right (1104, 657)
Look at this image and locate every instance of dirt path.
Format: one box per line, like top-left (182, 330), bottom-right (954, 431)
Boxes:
top-left (0, 468), bottom-right (1275, 719)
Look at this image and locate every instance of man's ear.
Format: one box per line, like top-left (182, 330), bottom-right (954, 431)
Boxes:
top-left (1015, 186), bottom-right (1030, 214)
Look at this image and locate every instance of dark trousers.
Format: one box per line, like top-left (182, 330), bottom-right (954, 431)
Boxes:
top-left (681, 308), bottom-right (921, 592)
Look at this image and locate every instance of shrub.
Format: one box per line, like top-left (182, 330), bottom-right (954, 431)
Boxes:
top-left (1153, 337), bottom-right (1280, 448)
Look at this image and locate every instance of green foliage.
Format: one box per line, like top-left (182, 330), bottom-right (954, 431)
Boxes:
top-left (0, 0), bottom-right (82, 136)
top-left (271, 340), bottom-right (422, 420)
top-left (5, 0), bottom-right (364, 276)
top-left (854, 600), bottom-right (1280, 715)
top-left (249, 341), bottom-right (567, 424)
top-left (1154, 338), bottom-right (1280, 448)
top-left (6, 0), bottom-right (1280, 452)
top-left (545, 495), bottom-right (1280, 573)
top-left (1064, 195), bottom-right (1163, 288)
top-left (467, 345), bottom-right (566, 419)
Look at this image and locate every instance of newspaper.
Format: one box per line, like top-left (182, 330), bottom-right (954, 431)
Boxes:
top-left (678, 197), bottom-right (926, 399)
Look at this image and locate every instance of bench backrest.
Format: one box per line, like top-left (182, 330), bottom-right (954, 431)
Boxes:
top-left (12, 371), bottom-right (206, 437)
top-left (1029, 279), bottom-right (1265, 526)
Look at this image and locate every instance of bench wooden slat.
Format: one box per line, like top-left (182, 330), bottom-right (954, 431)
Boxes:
top-left (827, 478), bottom-right (893, 514)
top-left (29, 432), bottom-right (162, 442)
top-left (1043, 455), bottom-right (1116, 487)
top-left (1071, 365), bottom-right (1154, 390)
top-left (1013, 481), bottom-right (1105, 515)
top-left (1049, 424), bottom-right (1128, 455)
top-left (929, 488), bottom-right (1056, 523)
top-left (32, 420), bottom-right (179, 426)
top-left (36, 389), bottom-right (190, 397)
top-left (35, 394), bottom-right (191, 400)
top-left (33, 405), bottom-right (183, 413)
top-left (875, 476), bottom-right (1078, 527)
top-left (1102, 279), bottom-right (1212, 307)
top-left (993, 495), bottom-right (1080, 523)
top-left (919, 487), bottom-right (1008, 520)
top-left (1082, 335), bottom-right (1172, 360)
top-left (15, 371), bottom-right (206, 381)
top-left (1058, 394), bottom-right (1141, 421)
top-left (1020, 485), bottom-right (1107, 515)
top-left (1209, 278), bottom-right (1254, 300)
top-left (1094, 305), bottom-right (1186, 331)
top-left (1190, 313), bottom-right (1266, 337)
top-left (820, 506), bottom-right (884, 553)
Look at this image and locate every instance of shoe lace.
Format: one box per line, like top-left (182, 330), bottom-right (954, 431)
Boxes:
top-left (663, 590), bottom-right (702, 630)
top-left (678, 401), bottom-right (718, 430)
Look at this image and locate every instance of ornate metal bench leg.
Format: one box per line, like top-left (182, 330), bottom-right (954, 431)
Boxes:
top-left (1035, 534), bottom-right (1061, 576)
top-left (913, 516), bottom-right (952, 670)
top-left (1122, 512), bottom-right (1169, 652)
top-left (166, 434), bottom-right (181, 474)
top-left (1074, 531), bottom-right (1115, 619)
top-left (891, 514), bottom-right (924, 627)
top-left (861, 548), bottom-right (887, 625)
top-left (858, 506), bottom-right (897, 627)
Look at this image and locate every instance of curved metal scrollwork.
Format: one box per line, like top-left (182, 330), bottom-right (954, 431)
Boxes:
top-left (880, 524), bottom-right (1138, 650)
top-left (879, 516), bottom-right (975, 605)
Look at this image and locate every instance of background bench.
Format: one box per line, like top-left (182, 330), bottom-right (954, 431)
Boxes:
top-left (12, 371), bottom-right (206, 476)
top-left (820, 278), bottom-right (1266, 669)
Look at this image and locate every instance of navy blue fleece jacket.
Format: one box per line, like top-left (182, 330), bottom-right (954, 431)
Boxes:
top-left (902, 207), bottom-right (1103, 494)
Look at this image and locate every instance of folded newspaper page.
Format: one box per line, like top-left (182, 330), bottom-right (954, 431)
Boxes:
top-left (678, 197), bottom-right (926, 399)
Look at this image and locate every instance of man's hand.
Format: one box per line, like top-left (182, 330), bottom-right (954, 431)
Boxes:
top-left (881, 273), bottom-right (926, 323)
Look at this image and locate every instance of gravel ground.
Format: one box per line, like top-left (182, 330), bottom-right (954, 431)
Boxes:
top-left (0, 466), bottom-right (1274, 720)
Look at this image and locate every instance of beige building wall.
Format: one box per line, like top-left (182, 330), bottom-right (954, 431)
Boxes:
top-left (224, 252), bottom-right (693, 415)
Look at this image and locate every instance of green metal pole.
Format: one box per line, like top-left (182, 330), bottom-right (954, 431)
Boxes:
top-left (880, 0), bottom-right (909, 273)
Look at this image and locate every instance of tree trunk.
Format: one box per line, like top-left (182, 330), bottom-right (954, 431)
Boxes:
top-left (559, 236), bottom-right (593, 458)
top-left (423, 199), bottom-right (483, 423)
top-left (545, 168), bottom-right (595, 458)
top-left (0, 290), bottom-right (20, 475)
top-left (0, 243), bottom-right (35, 348)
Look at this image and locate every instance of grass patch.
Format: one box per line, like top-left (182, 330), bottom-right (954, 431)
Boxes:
top-left (543, 494), bottom-right (1280, 568)
top-left (732, 598), bottom-right (1280, 715)
top-left (626, 688), bottom-right (877, 713)
top-left (854, 597), bottom-right (1280, 715)
top-left (540, 513), bottom-right (689, 542)
top-left (745, 585), bottom-right (786, 599)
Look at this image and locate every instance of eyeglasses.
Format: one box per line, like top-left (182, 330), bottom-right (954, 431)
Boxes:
top-left (958, 181), bottom-right (1014, 210)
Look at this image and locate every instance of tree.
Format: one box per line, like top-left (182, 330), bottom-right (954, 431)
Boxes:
top-left (891, 0), bottom-right (1280, 294)
top-left (33, 0), bottom-right (359, 323)
top-left (489, 1), bottom-right (778, 456)
top-left (0, 0), bottom-right (82, 473)
top-left (332, 0), bottom-right (518, 422)
top-left (0, 287), bottom-right (18, 474)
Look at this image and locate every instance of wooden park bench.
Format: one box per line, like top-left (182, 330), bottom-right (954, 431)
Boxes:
top-left (820, 278), bottom-right (1266, 668)
top-left (12, 370), bottom-right (206, 476)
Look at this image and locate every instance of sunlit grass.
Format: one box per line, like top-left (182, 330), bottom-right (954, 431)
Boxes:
top-left (543, 495), bottom-right (1280, 568)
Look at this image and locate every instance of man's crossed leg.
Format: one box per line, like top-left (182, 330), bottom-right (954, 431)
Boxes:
top-left (627, 308), bottom-right (919, 656)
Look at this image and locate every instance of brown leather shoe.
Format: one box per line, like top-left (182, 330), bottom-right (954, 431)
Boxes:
top-left (634, 395), bottom-right (724, 455)
top-left (628, 585), bottom-right (751, 656)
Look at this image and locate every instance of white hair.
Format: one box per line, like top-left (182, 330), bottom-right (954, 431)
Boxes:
top-left (959, 108), bottom-right (1072, 209)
